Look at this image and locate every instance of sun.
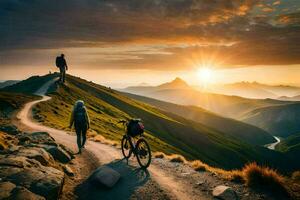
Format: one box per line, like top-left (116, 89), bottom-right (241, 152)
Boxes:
top-left (197, 67), bottom-right (213, 84)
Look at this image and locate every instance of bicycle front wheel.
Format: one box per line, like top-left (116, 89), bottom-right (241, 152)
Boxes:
top-left (121, 136), bottom-right (132, 159)
top-left (136, 138), bottom-right (151, 168)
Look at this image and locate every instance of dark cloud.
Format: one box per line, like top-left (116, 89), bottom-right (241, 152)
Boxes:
top-left (0, 0), bottom-right (299, 68)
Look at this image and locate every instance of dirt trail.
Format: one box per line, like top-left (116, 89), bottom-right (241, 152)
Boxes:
top-left (13, 79), bottom-right (211, 200)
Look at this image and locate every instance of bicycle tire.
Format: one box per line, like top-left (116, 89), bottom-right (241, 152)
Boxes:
top-left (136, 138), bottom-right (151, 168)
top-left (121, 136), bottom-right (132, 159)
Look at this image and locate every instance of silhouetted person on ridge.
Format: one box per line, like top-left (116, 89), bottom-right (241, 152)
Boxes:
top-left (56, 54), bottom-right (68, 83)
top-left (69, 100), bottom-right (90, 154)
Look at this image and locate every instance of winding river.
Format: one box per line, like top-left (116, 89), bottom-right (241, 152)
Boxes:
top-left (265, 136), bottom-right (281, 150)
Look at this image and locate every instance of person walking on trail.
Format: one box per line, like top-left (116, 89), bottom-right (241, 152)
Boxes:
top-left (55, 54), bottom-right (68, 83)
top-left (69, 100), bottom-right (90, 154)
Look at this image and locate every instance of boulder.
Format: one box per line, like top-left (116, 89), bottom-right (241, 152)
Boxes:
top-left (10, 186), bottom-right (45, 200)
top-left (59, 144), bottom-right (75, 159)
top-left (7, 168), bottom-right (45, 189)
top-left (0, 166), bottom-right (23, 179)
top-left (5, 166), bottom-right (64, 200)
top-left (91, 166), bottom-right (121, 188)
top-left (0, 155), bottom-right (41, 168)
top-left (212, 185), bottom-right (239, 200)
top-left (18, 132), bottom-right (56, 146)
top-left (0, 181), bottom-right (16, 199)
top-left (42, 145), bottom-right (72, 163)
top-left (16, 147), bottom-right (55, 166)
top-left (30, 166), bottom-right (65, 200)
top-left (0, 125), bottom-right (20, 135)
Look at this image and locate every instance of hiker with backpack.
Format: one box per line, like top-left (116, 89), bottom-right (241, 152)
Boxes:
top-left (69, 100), bottom-right (90, 154)
top-left (55, 54), bottom-right (68, 83)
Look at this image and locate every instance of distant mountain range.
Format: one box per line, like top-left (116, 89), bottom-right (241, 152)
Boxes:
top-left (121, 78), bottom-right (292, 119)
top-left (278, 95), bottom-right (300, 101)
top-left (122, 78), bottom-right (300, 140)
top-left (126, 80), bottom-right (300, 100)
top-left (204, 82), bottom-right (300, 100)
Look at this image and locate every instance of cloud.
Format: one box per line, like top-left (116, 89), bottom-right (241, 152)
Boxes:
top-left (0, 0), bottom-right (300, 69)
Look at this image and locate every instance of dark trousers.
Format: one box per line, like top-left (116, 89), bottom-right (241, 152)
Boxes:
top-left (59, 68), bottom-right (66, 83)
top-left (75, 124), bottom-right (87, 150)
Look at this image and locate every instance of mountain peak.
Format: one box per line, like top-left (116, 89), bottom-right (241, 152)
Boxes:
top-left (158, 77), bottom-right (190, 89)
top-left (173, 77), bottom-right (185, 83)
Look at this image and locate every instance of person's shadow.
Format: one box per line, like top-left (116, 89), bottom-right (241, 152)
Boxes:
top-left (74, 159), bottom-right (150, 200)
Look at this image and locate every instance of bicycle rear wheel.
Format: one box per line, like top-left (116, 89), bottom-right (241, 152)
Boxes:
top-left (136, 138), bottom-right (151, 168)
top-left (121, 136), bottom-right (132, 159)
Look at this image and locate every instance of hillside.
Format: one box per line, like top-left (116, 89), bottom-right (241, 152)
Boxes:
top-left (277, 133), bottom-right (300, 152)
top-left (4, 74), bottom-right (299, 172)
top-left (276, 133), bottom-right (300, 161)
top-left (279, 95), bottom-right (300, 101)
top-left (1, 73), bottom-right (57, 94)
top-left (122, 92), bottom-right (275, 146)
top-left (242, 103), bottom-right (300, 138)
top-left (122, 78), bottom-right (291, 119)
top-left (0, 80), bottom-right (19, 89)
top-left (0, 92), bottom-right (38, 125)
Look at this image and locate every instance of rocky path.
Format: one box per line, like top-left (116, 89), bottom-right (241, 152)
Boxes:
top-left (13, 79), bottom-right (259, 200)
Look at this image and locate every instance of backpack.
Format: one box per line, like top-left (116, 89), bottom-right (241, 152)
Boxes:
top-left (74, 106), bottom-right (87, 126)
top-left (127, 119), bottom-right (144, 137)
top-left (55, 56), bottom-right (60, 68)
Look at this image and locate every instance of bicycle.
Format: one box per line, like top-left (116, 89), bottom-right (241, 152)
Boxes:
top-left (119, 119), bottom-right (151, 169)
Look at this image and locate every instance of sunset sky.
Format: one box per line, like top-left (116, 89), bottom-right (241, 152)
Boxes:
top-left (0, 0), bottom-right (300, 87)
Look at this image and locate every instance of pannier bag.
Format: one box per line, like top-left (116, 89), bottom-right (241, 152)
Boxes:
top-left (127, 119), bottom-right (144, 137)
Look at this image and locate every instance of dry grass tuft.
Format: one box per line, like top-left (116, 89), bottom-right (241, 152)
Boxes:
top-left (168, 154), bottom-right (186, 163)
top-left (93, 134), bottom-right (120, 147)
top-left (242, 163), bottom-right (288, 196)
top-left (153, 152), bottom-right (166, 159)
top-left (227, 170), bottom-right (245, 183)
top-left (87, 130), bottom-right (97, 137)
top-left (93, 134), bottom-right (106, 143)
top-left (191, 160), bottom-right (207, 172)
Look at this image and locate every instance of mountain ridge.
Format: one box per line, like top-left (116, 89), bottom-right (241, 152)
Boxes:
top-left (2, 74), bottom-right (299, 172)
top-left (121, 91), bottom-right (276, 146)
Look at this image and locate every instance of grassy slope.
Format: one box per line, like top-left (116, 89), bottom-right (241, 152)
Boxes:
top-left (121, 92), bottom-right (276, 146)
top-left (0, 92), bottom-right (38, 125)
top-left (276, 133), bottom-right (300, 158)
top-left (242, 103), bottom-right (300, 137)
top-left (30, 75), bottom-right (298, 172)
top-left (0, 80), bottom-right (19, 89)
top-left (2, 73), bottom-right (58, 94)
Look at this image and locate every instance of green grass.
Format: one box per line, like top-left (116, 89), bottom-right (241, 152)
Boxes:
top-left (122, 92), bottom-right (276, 146)
top-left (242, 103), bottom-right (300, 138)
top-left (276, 133), bottom-right (300, 162)
top-left (31, 74), bottom-right (299, 171)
